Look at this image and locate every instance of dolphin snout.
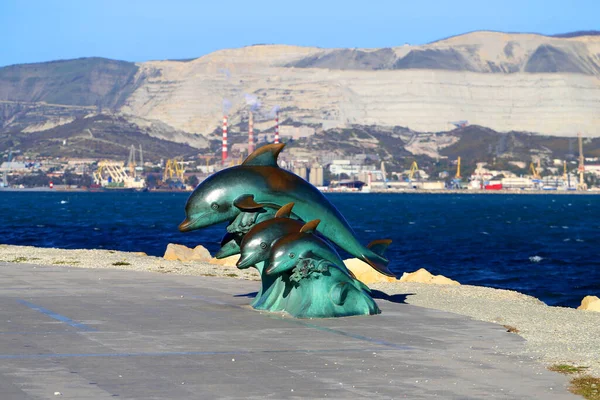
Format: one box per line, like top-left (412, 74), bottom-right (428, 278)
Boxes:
top-left (178, 217), bottom-right (195, 232)
top-left (236, 254), bottom-right (259, 269)
top-left (215, 240), bottom-right (240, 259)
top-left (265, 263), bottom-right (289, 276)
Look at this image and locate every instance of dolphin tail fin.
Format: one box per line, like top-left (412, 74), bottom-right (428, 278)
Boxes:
top-left (362, 239), bottom-right (394, 277)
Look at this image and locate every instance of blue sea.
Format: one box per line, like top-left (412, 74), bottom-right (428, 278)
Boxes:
top-left (1, 191), bottom-right (598, 308)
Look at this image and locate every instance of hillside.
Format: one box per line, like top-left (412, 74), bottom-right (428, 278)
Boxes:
top-left (0, 115), bottom-right (202, 161)
top-left (0, 30), bottom-right (599, 158)
top-left (121, 31), bottom-right (600, 137)
top-left (0, 58), bottom-right (144, 109)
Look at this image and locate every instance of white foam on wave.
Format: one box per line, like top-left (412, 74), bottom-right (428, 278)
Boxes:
top-left (529, 256), bottom-right (543, 263)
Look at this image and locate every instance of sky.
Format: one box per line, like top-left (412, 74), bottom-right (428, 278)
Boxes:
top-left (0, 0), bottom-right (598, 67)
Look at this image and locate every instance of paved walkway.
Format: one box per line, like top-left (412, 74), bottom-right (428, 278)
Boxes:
top-left (0, 263), bottom-right (578, 399)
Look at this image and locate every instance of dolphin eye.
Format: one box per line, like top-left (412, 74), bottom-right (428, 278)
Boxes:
top-left (289, 253), bottom-right (295, 259)
top-left (260, 242), bottom-right (267, 250)
top-left (211, 203), bottom-right (219, 210)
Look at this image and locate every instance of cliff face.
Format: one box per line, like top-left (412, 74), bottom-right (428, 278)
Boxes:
top-left (288, 31), bottom-right (600, 75)
top-left (1, 31), bottom-right (600, 141)
top-left (121, 32), bottom-right (600, 137)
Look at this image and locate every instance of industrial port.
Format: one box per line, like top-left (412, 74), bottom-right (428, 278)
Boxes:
top-left (1, 108), bottom-right (599, 193)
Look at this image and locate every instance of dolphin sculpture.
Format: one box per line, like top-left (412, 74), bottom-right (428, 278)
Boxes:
top-left (265, 220), bottom-right (374, 289)
top-left (263, 221), bottom-right (381, 318)
top-left (214, 205), bottom-right (287, 259)
top-left (179, 143), bottom-right (394, 276)
top-left (236, 203), bottom-right (303, 269)
top-left (235, 203), bottom-right (304, 310)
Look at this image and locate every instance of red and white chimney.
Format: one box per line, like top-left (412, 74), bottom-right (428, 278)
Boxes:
top-left (248, 111), bottom-right (254, 154)
top-left (274, 112), bottom-right (280, 144)
top-left (222, 115), bottom-right (228, 165)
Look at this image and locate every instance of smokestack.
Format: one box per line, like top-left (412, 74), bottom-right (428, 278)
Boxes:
top-left (222, 115), bottom-right (228, 165)
top-left (274, 112), bottom-right (280, 144)
top-left (248, 111), bottom-right (254, 154)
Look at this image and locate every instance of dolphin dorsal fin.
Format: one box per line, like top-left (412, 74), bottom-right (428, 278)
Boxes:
top-left (233, 194), bottom-right (264, 211)
top-left (300, 219), bottom-right (320, 233)
top-left (242, 143), bottom-right (285, 167)
top-left (275, 202), bottom-right (295, 218)
top-left (367, 239), bottom-right (392, 256)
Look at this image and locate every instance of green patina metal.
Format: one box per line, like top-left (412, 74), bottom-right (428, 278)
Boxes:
top-left (179, 144), bottom-right (390, 318)
top-left (278, 258), bottom-right (380, 318)
top-left (179, 144), bottom-right (393, 277)
top-left (260, 225), bottom-right (380, 318)
top-left (234, 205), bottom-right (303, 310)
top-left (214, 208), bottom-right (280, 259)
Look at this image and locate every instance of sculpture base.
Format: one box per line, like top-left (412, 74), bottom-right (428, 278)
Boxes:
top-left (250, 260), bottom-right (380, 319)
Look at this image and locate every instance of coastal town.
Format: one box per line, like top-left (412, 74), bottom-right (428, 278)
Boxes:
top-left (2, 130), bottom-right (599, 192)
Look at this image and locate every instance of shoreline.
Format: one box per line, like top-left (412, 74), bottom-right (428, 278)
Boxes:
top-left (1, 243), bottom-right (599, 380)
top-left (2, 187), bottom-right (600, 195)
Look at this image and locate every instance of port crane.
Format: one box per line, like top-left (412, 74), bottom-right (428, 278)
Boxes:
top-left (530, 161), bottom-right (541, 180)
top-left (198, 155), bottom-right (214, 169)
top-left (450, 157), bottom-right (462, 189)
top-left (163, 159), bottom-right (185, 182)
top-left (408, 161), bottom-right (419, 182)
top-left (93, 145), bottom-right (145, 189)
top-left (577, 133), bottom-right (588, 191)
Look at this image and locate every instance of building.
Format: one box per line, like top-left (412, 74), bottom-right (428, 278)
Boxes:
top-left (309, 164), bottom-right (324, 187)
top-left (329, 160), bottom-right (376, 177)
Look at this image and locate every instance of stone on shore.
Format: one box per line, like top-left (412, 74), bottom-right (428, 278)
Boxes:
top-left (163, 244), bottom-right (211, 262)
top-left (209, 255), bottom-right (240, 267)
top-left (577, 295), bottom-right (600, 312)
top-left (399, 268), bottom-right (460, 286)
top-left (344, 258), bottom-right (397, 284)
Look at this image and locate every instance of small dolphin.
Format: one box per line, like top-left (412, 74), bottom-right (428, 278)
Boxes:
top-left (236, 203), bottom-right (304, 269)
top-left (262, 221), bottom-right (381, 318)
top-left (234, 203), bottom-right (303, 310)
top-left (265, 220), bottom-right (366, 284)
top-left (214, 206), bottom-right (282, 259)
top-left (179, 144), bottom-right (393, 276)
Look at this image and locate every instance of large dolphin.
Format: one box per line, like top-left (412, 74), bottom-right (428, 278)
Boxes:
top-left (179, 143), bottom-right (394, 276)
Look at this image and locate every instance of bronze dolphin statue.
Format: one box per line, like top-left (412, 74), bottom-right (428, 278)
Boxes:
top-left (236, 203), bottom-right (303, 269)
top-left (179, 144), bottom-right (393, 276)
top-left (264, 220), bottom-right (366, 284)
top-left (214, 205), bottom-right (290, 259)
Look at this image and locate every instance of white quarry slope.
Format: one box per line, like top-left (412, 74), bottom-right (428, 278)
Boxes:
top-left (121, 32), bottom-right (600, 137)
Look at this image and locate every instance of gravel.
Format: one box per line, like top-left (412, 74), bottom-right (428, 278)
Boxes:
top-left (2, 244), bottom-right (599, 378)
top-left (371, 281), bottom-right (600, 378)
top-left (0, 244), bottom-right (259, 281)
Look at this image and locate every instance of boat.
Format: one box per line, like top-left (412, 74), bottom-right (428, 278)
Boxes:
top-left (484, 183), bottom-right (503, 190)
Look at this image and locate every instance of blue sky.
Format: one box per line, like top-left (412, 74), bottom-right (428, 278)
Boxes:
top-left (0, 0), bottom-right (597, 67)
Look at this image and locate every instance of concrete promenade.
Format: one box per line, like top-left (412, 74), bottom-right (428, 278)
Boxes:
top-left (0, 263), bottom-right (578, 399)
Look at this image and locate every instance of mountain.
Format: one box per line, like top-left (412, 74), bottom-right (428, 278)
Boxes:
top-left (0, 114), bottom-right (202, 161)
top-left (0, 57), bottom-right (142, 108)
top-left (1, 30), bottom-right (599, 162)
